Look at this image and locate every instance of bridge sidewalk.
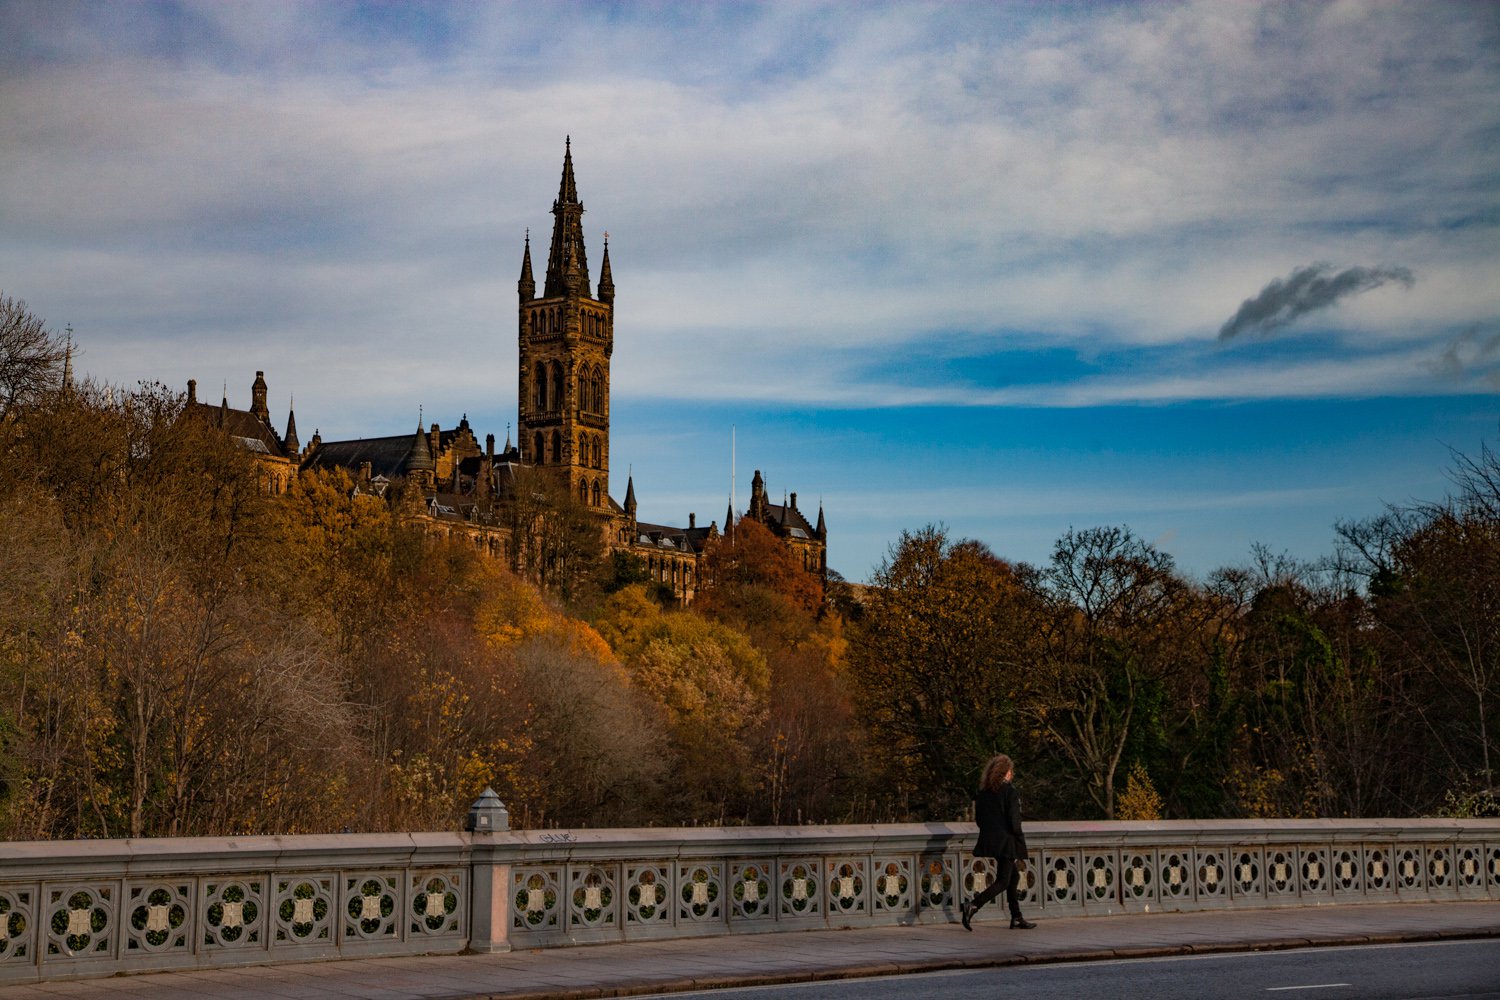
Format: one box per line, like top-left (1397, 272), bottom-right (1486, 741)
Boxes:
top-left (2, 901), bottom-right (1497, 1000)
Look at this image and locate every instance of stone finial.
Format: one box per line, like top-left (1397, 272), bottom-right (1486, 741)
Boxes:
top-left (465, 787), bottom-right (510, 833)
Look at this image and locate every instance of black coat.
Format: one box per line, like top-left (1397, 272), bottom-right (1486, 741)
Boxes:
top-left (973, 782), bottom-right (1027, 860)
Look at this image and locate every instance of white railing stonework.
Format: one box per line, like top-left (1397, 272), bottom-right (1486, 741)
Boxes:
top-left (2, 817), bottom-right (1498, 983)
top-left (0, 833), bottom-right (470, 985)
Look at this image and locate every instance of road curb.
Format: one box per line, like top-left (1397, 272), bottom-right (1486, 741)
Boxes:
top-left (465, 927), bottom-right (1500, 1000)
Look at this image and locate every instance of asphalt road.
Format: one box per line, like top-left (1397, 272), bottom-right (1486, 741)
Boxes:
top-left (640, 940), bottom-right (1500, 1000)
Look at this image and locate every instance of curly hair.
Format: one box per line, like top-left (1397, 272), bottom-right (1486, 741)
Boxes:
top-left (980, 754), bottom-right (1013, 793)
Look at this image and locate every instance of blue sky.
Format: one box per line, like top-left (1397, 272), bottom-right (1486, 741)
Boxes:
top-left (2, 1), bottom-right (1497, 582)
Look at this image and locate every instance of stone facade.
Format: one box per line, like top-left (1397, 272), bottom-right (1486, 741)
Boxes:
top-left (192, 142), bottom-right (827, 603)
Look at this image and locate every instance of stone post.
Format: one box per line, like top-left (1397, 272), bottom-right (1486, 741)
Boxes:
top-left (465, 787), bottom-right (513, 953)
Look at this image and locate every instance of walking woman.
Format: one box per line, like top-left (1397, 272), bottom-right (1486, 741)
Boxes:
top-left (961, 753), bottom-right (1037, 930)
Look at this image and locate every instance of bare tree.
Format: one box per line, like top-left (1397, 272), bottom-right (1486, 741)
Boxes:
top-left (0, 295), bottom-right (67, 419)
top-left (1031, 525), bottom-right (1189, 818)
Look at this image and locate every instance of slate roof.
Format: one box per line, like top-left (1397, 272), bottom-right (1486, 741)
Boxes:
top-left (189, 401), bottom-right (290, 459)
top-left (765, 502), bottom-right (816, 541)
top-left (302, 432), bottom-right (428, 479)
top-left (634, 519), bottom-right (714, 554)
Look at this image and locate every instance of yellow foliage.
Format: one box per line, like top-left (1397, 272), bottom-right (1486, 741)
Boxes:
top-left (474, 562), bottom-right (619, 674)
top-left (593, 584), bottom-right (665, 658)
top-left (1116, 761), bottom-right (1163, 821)
top-left (475, 568), bottom-right (554, 647)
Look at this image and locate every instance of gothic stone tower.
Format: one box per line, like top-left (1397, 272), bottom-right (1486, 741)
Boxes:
top-left (517, 138), bottom-right (616, 509)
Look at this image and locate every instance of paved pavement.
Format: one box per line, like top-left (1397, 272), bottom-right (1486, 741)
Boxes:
top-left (2, 901), bottom-right (1497, 1000)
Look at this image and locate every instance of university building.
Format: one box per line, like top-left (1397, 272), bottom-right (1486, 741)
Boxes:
top-left (189, 141), bottom-right (827, 602)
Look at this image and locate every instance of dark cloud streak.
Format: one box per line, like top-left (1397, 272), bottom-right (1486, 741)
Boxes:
top-left (1218, 263), bottom-right (1415, 341)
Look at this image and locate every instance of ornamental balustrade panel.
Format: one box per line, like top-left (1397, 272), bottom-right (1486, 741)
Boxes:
top-left (1456, 844), bottom-right (1487, 898)
top-left (917, 853), bottom-right (956, 915)
top-left (871, 857), bottom-right (913, 915)
top-left (724, 861), bottom-right (764, 923)
top-left (1365, 845), bottom-right (1396, 895)
top-left (1039, 850), bottom-right (1082, 913)
top-left (1080, 850), bottom-right (1119, 911)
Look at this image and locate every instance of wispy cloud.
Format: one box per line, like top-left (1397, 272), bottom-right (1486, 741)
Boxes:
top-left (1432, 325), bottom-right (1500, 389)
top-left (1218, 264), bottom-right (1416, 341)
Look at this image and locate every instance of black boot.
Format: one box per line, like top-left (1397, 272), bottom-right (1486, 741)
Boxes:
top-left (1010, 915), bottom-right (1037, 929)
top-left (960, 900), bottom-right (974, 931)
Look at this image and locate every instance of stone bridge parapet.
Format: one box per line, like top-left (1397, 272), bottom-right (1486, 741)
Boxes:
top-left (2, 812), bottom-right (1497, 985)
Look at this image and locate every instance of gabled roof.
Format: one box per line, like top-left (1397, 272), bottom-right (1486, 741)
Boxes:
top-left (765, 502), bottom-right (816, 541)
top-left (189, 401), bottom-right (289, 459)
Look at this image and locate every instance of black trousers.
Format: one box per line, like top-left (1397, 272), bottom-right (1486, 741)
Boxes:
top-left (969, 857), bottom-right (1023, 918)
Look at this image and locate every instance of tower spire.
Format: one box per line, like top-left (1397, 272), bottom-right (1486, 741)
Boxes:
top-left (544, 138), bottom-right (590, 297)
top-left (284, 396), bottom-right (299, 454)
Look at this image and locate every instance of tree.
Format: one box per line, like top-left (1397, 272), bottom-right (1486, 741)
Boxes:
top-left (0, 294), bottom-right (66, 420)
top-left (595, 585), bottom-right (770, 821)
top-left (501, 467), bottom-right (606, 607)
top-left (697, 517), bottom-right (824, 643)
top-left (848, 526), bottom-right (1042, 818)
top-left (1029, 526), bottom-right (1193, 818)
top-left (1336, 438), bottom-right (1500, 808)
top-left (507, 634), bottom-right (667, 827)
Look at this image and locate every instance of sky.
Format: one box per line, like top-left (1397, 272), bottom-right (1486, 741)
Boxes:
top-left (2, 1), bottom-right (1498, 583)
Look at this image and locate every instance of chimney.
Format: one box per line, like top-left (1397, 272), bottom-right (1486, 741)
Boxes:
top-left (486, 433), bottom-right (495, 459)
top-left (790, 492), bottom-right (798, 510)
top-left (187, 379), bottom-right (197, 404)
top-left (689, 513), bottom-right (696, 529)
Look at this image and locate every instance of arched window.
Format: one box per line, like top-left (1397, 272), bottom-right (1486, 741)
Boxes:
top-left (591, 479), bottom-right (601, 506)
top-left (578, 479), bottom-right (588, 505)
top-left (551, 430), bottom-right (562, 463)
top-left (592, 437), bottom-right (601, 468)
top-left (533, 431), bottom-right (544, 464)
top-left (534, 362), bottom-right (546, 411)
top-left (551, 362), bottom-right (564, 411)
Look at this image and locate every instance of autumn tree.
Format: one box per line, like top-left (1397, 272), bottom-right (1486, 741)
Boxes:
top-left (695, 517), bottom-right (864, 823)
top-left (596, 585), bottom-right (770, 822)
top-left (0, 381), bottom-right (366, 837)
top-left (849, 525), bottom-right (1043, 818)
top-left (697, 516), bottom-right (823, 643)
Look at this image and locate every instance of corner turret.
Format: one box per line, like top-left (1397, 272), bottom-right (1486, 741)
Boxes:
top-left (597, 234), bottom-right (614, 305)
top-left (518, 230), bottom-right (535, 301)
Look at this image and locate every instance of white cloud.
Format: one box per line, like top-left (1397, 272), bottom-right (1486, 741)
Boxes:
top-left (1, 0), bottom-right (1496, 424)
